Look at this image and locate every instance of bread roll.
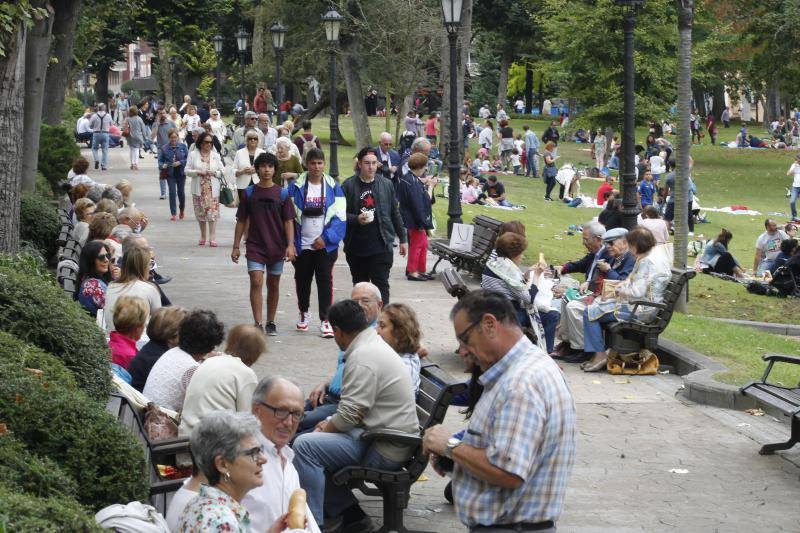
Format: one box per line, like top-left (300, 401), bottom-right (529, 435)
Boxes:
top-left (287, 488), bottom-right (307, 529)
top-left (539, 252), bottom-right (545, 265)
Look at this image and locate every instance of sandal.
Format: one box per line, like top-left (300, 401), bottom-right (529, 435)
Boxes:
top-left (198, 240), bottom-right (205, 246)
top-left (209, 241), bottom-right (218, 247)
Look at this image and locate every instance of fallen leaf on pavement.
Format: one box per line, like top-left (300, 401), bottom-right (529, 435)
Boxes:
top-left (745, 408), bottom-right (765, 416)
top-left (591, 380), bottom-right (601, 385)
top-left (614, 379), bottom-right (631, 384)
top-left (669, 468), bottom-right (689, 474)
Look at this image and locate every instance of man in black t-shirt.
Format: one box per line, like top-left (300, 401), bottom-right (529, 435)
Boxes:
top-left (485, 176), bottom-right (511, 207)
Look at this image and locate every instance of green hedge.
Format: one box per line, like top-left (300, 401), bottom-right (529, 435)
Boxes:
top-left (0, 331), bottom-right (78, 390)
top-left (0, 433), bottom-right (78, 500)
top-left (0, 264), bottom-right (111, 400)
top-left (0, 484), bottom-right (103, 532)
top-left (62, 97), bottom-right (85, 124)
top-left (19, 192), bottom-right (60, 261)
top-left (38, 123), bottom-right (80, 196)
top-left (0, 360), bottom-right (148, 509)
top-left (0, 249), bottom-right (53, 285)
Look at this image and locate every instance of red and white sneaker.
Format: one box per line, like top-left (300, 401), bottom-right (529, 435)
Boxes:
top-left (296, 312), bottom-right (309, 331)
top-left (320, 320), bottom-right (334, 338)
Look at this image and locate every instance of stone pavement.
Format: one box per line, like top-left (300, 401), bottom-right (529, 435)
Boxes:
top-left (92, 146), bottom-right (800, 531)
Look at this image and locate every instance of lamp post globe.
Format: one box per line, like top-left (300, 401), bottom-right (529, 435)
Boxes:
top-left (440, 0), bottom-right (463, 236)
top-left (322, 7), bottom-right (344, 179)
top-left (270, 21), bottom-right (287, 123)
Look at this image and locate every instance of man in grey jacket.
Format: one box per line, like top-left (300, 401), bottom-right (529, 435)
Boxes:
top-left (341, 147), bottom-right (408, 303)
top-left (293, 298), bottom-right (418, 531)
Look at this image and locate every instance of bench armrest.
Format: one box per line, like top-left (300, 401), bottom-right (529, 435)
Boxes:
top-left (150, 437), bottom-right (191, 455)
top-left (360, 428), bottom-right (421, 447)
top-left (628, 299), bottom-right (667, 310)
top-left (763, 353), bottom-right (800, 365)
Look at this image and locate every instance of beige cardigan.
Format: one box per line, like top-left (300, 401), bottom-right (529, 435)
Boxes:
top-left (233, 146), bottom-right (265, 189)
top-left (185, 149), bottom-right (223, 197)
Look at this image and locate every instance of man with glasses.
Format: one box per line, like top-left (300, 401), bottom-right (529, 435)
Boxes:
top-left (233, 111), bottom-right (265, 150)
top-left (423, 290), bottom-right (576, 533)
top-left (374, 131), bottom-right (400, 182)
top-left (242, 376), bottom-right (321, 533)
top-left (293, 299), bottom-right (418, 532)
top-left (342, 147), bottom-right (408, 304)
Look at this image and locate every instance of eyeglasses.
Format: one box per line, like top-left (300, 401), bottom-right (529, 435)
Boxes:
top-left (256, 400), bottom-right (305, 422)
top-left (96, 254), bottom-right (110, 261)
top-left (247, 137), bottom-right (259, 141)
top-left (354, 297), bottom-right (376, 306)
top-left (238, 445), bottom-right (265, 463)
top-left (456, 318), bottom-right (482, 346)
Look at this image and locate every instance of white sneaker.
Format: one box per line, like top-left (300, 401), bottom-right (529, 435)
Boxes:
top-left (320, 320), bottom-right (334, 338)
top-left (296, 312), bottom-right (309, 331)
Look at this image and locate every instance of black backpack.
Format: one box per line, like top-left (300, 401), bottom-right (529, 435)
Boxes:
top-left (770, 265), bottom-right (799, 297)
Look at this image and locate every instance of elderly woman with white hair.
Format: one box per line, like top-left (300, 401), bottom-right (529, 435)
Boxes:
top-left (233, 131), bottom-right (266, 203)
top-left (275, 137), bottom-right (303, 188)
top-left (176, 411), bottom-right (302, 532)
top-left (208, 108), bottom-right (227, 145)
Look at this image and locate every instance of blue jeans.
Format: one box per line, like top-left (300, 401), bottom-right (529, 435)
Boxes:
top-left (296, 396), bottom-right (339, 437)
top-left (540, 310), bottom-right (560, 353)
top-left (91, 132), bottom-right (109, 168)
top-left (526, 148), bottom-right (538, 177)
top-left (790, 186), bottom-right (800, 218)
top-left (293, 428), bottom-right (403, 523)
top-left (583, 308), bottom-right (633, 352)
top-left (167, 170), bottom-right (186, 215)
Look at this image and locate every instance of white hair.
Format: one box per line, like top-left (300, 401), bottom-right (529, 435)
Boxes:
top-left (584, 221), bottom-right (605, 239)
top-left (411, 137), bottom-right (431, 153)
top-left (352, 282), bottom-right (382, 303)
top-left (379, 132), bottom-right (392, 142)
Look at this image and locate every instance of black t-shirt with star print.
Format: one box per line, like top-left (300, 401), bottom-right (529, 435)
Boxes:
top-left (348, 179), bottom-right (385, 256)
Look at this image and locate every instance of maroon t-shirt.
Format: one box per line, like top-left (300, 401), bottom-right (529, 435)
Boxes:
top-left (236, 184), bottom-right (296, 265)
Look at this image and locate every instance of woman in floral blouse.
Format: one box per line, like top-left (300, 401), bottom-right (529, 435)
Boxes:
top-left (177, 411), bottom-right (299, 533)
top-left (580, 227), bottom-right (672, 372)
top-left (74, 240), bottom-right (118, 316)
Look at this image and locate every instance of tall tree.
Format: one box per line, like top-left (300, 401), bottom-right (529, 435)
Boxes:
top-left (21, 0), bottom-right (54, 192)
top-left (41, 0), bottom-right (82, 125)
top-left (674, 0), bottom-right (693, 285)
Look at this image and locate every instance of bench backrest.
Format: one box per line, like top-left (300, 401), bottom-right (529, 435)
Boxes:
top-left (406, 362), bottom-right (467, 479)
top-left (60, 239), bottom-right (82, 264)
top-left (650, 268), bottom-right (696, 329)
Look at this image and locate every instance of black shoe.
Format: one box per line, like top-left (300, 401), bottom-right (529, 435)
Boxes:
top-left (152, 272), bottom-right (172, 285)
top-left (139, 153), bottom-right (145, 159)
top-left (421, 273), bottom-right (435, 280)
top-left (563, 351), bottom-right (592, 363)
top-left (265, 322), bottom-right (277, 336)
top-left (406, 274), bottom-right (427, 282)
top-left (95, 161), bottom-right (99, 169)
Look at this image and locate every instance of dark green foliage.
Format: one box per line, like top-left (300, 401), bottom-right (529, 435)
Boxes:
top-left (62, 97), bottom-right (85, 124)
top-left (0, 331), bottom-right (78, 390)
top-left (19, 192), bottom-right (59, 261)
top-left (37, 123), bottom-right (80, 196)
top-left (0, 360), bottom-right (148, 509)
top-left (0, 249), bottom-right (53, 285)
top-left (0, 264), bottom-right (111, 400)
top-left (0, 433), bottom-right (78, 500)
top-left (0, 483), bottom-right (103, 532)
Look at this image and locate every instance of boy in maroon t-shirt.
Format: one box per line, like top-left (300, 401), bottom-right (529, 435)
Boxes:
top-left (232, 152), bottom-right (296, 336)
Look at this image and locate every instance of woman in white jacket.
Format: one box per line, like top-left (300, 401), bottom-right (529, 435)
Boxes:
top-left (185, 131), bottom-right (223, 247)
top-left (233, 132), bottom-right (265, 203)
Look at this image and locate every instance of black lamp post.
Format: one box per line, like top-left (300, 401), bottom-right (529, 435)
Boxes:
top-left (270, 22), bottom-right (286, 123)
top-left (441, 0), bottom-right (463, 236)
top-left (236, 26), bottom-right (249, 124)
top-left (616, 0), bottom-right (644, 230)
top-left (212, 34), bottom-right (224, 109)
top-left (168, 56), bottom-right (178, 105)
top-left (322, 7), bottom-right (344, 180)
top-left (133, 49), bottom-right (141, 78)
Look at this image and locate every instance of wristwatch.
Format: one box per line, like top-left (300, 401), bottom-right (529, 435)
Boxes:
top-left (444, 437), bottom-right (462, 459)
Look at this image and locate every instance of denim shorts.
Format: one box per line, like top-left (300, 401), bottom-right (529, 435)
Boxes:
top-left (247, 259), bottom-right (284, 275)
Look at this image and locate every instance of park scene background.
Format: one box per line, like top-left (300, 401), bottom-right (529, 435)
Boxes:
top-left (1, 0), bottom-right (800, 530)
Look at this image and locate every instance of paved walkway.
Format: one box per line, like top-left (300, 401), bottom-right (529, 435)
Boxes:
top-left (93, 146), bottom-right (800, 531)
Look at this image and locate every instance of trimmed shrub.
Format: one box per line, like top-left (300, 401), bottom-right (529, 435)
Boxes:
top-left (0, 432), bottom-right (78, 499)
top-left (0, 249), bottom-right (53, 285)
top-left (0, 483), bottom-right (103, 532)
top-left (0, 264), bottom-right (111, 400)
top-left (38, 123), bottom-right (80, 196)
top-left (19, 192), bottom-right (60, 261)
top-left (0, 362), bottom-right (148, 509)
top-left (0, 331), bottom-right (78, 390)
top-left (62, 96), bottom-right (85, 124)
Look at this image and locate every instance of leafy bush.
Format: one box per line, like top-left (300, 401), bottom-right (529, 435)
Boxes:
top-left (19, 192), bottom-right (59, 261)
top-left (0, 265), bottom-right (111, 400)
top-left (0, 361), bottom-right (148, 509)
top-left (38, 123), bottom-right (80, 196)
top-left (0, 331), bottom-right (78, 390)
top-left (0, 433), bottom-right (78, 499)
top-left (0, 483), bottom-right (103, 532)
top-left (62, 96), bottom-right (85, 124)
top-left (0, 249), bottom-right (53, 285)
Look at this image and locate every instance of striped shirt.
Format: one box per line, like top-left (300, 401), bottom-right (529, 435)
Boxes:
top-left (453, 336), bottom-right (576, 527)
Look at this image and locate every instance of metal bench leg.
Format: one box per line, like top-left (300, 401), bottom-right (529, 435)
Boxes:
top-left (428, 257), bottom-right (444, 275)
top-left (376, 483), bottom-right (434, 533)
top-left (759, 416), bottom-right (799, 455)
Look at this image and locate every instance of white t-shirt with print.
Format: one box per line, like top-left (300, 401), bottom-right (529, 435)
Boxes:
top-left (756, 230), bottom-right (789, 262)
top-left (300, 182), bottom-right (325, 249)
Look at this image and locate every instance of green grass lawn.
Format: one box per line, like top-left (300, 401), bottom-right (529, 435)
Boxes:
top-left (310, 114), bottom-right (800, 385)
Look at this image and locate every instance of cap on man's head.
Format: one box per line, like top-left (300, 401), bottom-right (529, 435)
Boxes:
top-left (245, 111), bottom-right (257, 118)
top-left (487, 175), bottom-right (497, 181)
top-left (602, 227), bottom-right (628, 243)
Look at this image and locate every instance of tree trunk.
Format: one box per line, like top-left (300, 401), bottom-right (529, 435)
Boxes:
top-left (42, 0), bottom-right (81, 125)
top-left (395, 92), bottom-right (414, 142)
top-left (765, 82), bottom-right (780, 126)
top-left (537, 72), bottom-right (544, 113)
top-left (252, 7), bottom-right (268, 75)
top-left (496, 49), bottom-right (511, 109)
top-left (0, 25), bottom-right (26, 253)
top-left (21, 0), bottom-right (54, 193)
top-left (94, 64), bottom-right (109, 107)
top-left (674, 0), bottom-right (693, 300)
top-left (524, 64), bottom-right (533, 114)
top-left (340, 39), bottom-right (372, 150)
top-left (710, 83), bottom-right (725, 120)
top-left (294, 93), bottom-right (351, 147)
top-left (157, 40), bottom-right (172, 106)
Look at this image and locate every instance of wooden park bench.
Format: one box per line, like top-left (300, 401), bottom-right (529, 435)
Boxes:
top-left (331, 362), bottom-right (467, 533)
top-left (105, 393), bottom-right (191, 514)
top-left (740, 354), bottom-right (800, 455)
top-left (428, 215), bottom-right (502, 276)
top-left (605, 268), bottom-right (696, 355)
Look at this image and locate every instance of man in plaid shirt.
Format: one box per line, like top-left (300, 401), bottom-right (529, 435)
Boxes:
top-left (423, 290), bottom-right (576, 532)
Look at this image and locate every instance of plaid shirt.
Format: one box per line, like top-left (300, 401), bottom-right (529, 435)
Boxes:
top-left (453, 336), bottom-right (576, 527)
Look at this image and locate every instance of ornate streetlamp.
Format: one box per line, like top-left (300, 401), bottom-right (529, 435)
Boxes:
top-left (168, 56), bottom-right (178, 105)
top-left (441, 0), bottom-right (463, 236)
top-left (270, 21), bottom-right (287, 122)
top-left (212, 34), bottom-right (224, 109)
top-left (236, 26), bottom-right (249, 124)
top-left (322, 7), bottom-right (344, 179)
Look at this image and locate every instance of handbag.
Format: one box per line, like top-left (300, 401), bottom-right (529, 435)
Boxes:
top-left (218, 173), bottom-right (236, 207)
top-left (607, 349), bottom-right (659, 376)
top-left (143, 402), bottom-right (178, 442)
top-left (159, 167), bottom-right (168, 180)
